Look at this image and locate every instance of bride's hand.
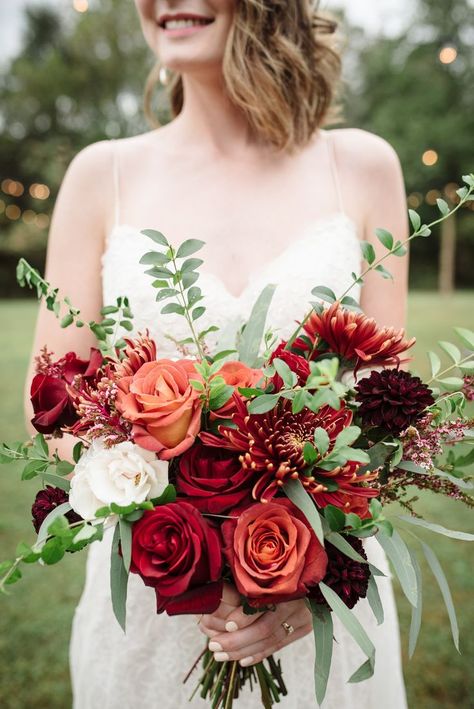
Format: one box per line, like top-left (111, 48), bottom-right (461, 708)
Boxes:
top-left (198, 588), bottom-right (312, 667)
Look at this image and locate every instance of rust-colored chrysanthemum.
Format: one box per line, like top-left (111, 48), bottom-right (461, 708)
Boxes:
top-left (200, 394), bottom-right (378, 505)
top-left (302, 302), bottom-right (415, 370)
top-left (108, 330), bottom-right (157, 379)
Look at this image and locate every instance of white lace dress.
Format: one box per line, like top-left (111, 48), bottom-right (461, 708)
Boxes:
top-left (69, 135), bottom-right (408, 709)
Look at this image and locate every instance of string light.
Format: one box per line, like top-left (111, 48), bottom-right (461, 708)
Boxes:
top-left (1, 179), bottom-right (24, 196)
top-left (29, 183), bottom-right (50, 200)
top-left (22, 210), bottom-right (37, 224)
top-left (35, 214), bottom-right (50, 229)
top-left (407, 193), bottom-right (423, 208)
top-left (422, 150), bottom-right (438, 167)
top-left (5, 205), bottom-right (21, 220)
top-left (426, 189), bottom-right (441, 206)
top-left (439, 45), bottom-right (458, 65)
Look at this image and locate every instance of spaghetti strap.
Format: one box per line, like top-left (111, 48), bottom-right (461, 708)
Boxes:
top-left (110, 138), bottom-right (121, 227)
top-left (324, 130), bottom-right (346, 215)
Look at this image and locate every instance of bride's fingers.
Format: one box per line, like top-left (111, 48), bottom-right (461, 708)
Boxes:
top-left (221, 582), bottom-right (241, 608)
top-left (209, 605), bottom-right (290, 655)
top-left (210, 609), bottom-right (311, 664)
top-left (223, 604), bottom-right (265, 632)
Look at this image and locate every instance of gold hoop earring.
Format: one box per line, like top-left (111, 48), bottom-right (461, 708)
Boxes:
top-left (159, 65), bottom-right (170, 86)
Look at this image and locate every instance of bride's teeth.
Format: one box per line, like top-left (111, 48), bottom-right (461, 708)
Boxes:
top-left (164, 18), bottom-right (210, 30)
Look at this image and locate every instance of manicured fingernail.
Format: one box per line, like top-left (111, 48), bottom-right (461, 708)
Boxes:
top-left (214, 652), bottom-right (230, 662)
top-left (225, 621), bottom-right (238, 632)
top-left (239, 656), bottom-right (254, 667)
top-left (208, 641), bottom-right (223, 652)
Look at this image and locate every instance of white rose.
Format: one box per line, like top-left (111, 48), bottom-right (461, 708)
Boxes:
top-left (69, 439), bottom-right (168, 521)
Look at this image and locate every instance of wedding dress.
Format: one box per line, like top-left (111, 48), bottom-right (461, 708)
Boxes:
top-left (69, 131), bottom-right (408, 708)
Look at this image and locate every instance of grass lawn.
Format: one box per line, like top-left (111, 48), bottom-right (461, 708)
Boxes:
top-left (0, 294), bottom-right (473, 708)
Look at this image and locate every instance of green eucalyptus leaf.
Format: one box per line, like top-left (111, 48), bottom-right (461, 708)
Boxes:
top-left (310, 604), bottom-right (334, 706)
top-left (375, 228), bottom-right (394, 250)
top-left (408, 548), bottom-right (423, 658)
top-left (238, 284), bottom-right (276, 367)
top-left (176, 239), bottom-right (205, 258)
top-left (119, 518), bottom-right (132, 573)
top-left (161, 302), bottom-right (185, 316)
top-left (141, 229), bottom-right (169, 246)
top-left (421, 541), bottom-right (459, 652)
top-left (453, 327), bottom-right (474, 350)
top-left (398, 515), bottom-right (474, 541)
top-left (313, 427), bottom-right (330, 456)
top-left (366, 574), bottom-right (384, 626)
top-left (436, 198), bottom-right (450, 216)
top-left (428, 351), bottom-right (441, 378)
top-left (376, 528), bottom-right (417, 607)
top-left (319, 582), bottom-right (375, 683)
top-left (247, 394), bottom-right (280, 414)
top-left (438, 341), bottom-right (461, 364)
top-left (110, 523), bottom-right (128, 632)
top-left (311, 286), bottom-right (337, 303)
top-left (360, 241), bottom-right (376, 264)
top-left (283, 478), bottom-right (324, 545)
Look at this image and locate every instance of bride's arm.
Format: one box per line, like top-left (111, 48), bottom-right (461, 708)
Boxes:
top-left (22, 140), bottom-right (114, 463)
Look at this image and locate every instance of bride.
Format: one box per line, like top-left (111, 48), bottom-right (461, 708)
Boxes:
top-left (25, 1), bottom-right (409, 706)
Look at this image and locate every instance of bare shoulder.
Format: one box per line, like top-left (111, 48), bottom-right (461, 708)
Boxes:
top-left (330, 127), bottom-right (403, 179)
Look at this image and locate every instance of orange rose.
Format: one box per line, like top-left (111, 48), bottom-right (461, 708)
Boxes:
top-left (115, 359), bottom-right (202, 460)
top-left (211, 361), bottom-right (262, 419)
top-left (222, 499), bottom-right (328, 607)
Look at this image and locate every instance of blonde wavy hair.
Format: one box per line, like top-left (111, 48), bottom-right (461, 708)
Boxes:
top-left (144, 0), bottom-right (342, 153)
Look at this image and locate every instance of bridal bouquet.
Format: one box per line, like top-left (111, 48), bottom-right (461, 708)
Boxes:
top-left (1, 174), bottom-right (474, 708)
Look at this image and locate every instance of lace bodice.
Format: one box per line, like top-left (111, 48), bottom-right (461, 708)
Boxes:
top-left (69, 132), bottom-right (408, 708)
top-left (101, 212), bottom-right (361, 354)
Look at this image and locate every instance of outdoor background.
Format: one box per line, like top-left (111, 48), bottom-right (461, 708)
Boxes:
top-left (0, 0), bottom-right (473, 707)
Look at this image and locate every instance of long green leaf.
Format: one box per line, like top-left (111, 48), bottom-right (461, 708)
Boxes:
top-left (283, 479), bottom-right (324, 545)
top-left (399, 515), bottom-right (474, 542)
top-left (376, 529), bottom-right (418, 606)
top-left (421, 541), bottom-right (459, 652)
top-left (238, 284), bottom-right (276, 367)
top-left (110, 523), bottom-right (128, 632)
top-left (119, 518), bottom-right (132, 573)
top-left (319, 582), bottom-right (375, 683)
top-left (326, 531), bottom-right (367, 564)
top-left (366, 574), bottom-right (384, 625)
top-left (408, 549), bottom-right (423, 658)
top-left (37, 501), bottom-right (72, 544)
top-left (311, 605), bottom-right (334, 706)
top-left (39, 472), bottom-right (71, 492)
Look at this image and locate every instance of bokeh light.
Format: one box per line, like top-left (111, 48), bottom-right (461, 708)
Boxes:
top-left (422, 150), bottom-right (438, 167)
top-left (73, 0), bottom-right (89, 12)
top-left (439, 45), bottom-right (458, 65)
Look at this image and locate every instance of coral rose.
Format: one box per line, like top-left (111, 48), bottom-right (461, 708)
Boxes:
top-left (222, 498), bottom-right (328, 607)
top-left (130, 501), bottom-right (223, 615)
top-left (115, 359), bottom-right (202, 460)
top-left (211, 360), bottom-right (262, 420)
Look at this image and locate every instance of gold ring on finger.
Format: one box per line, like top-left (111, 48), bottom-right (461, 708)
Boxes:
top-left (281, 621), bottom-right (295, 636)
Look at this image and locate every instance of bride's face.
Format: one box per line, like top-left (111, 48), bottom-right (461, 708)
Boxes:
top-left (134, 0), bottom-right (235, 73)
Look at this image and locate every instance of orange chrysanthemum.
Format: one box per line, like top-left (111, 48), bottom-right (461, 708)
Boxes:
top-left (302, 302), bottom-right (415, 371)
top-left (108, 330), bottom-right (157, 379)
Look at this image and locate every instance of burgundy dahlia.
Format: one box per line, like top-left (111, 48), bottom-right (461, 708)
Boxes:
top-left (31, 485), bottom-right (82, 534)
top-left (355, 369), bottom-right (434, 434)
top-left (310, 536), bottom-right (369, 609)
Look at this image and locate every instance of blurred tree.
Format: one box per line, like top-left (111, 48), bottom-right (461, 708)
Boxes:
top-left (342, 0), bottom-right (474, 290)
top-left (0, 0), bottom-right (168, 295)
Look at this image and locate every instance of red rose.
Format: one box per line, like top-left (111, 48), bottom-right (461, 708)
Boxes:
top-left (222, 498), bottom-right (328, 607)
top-left (176, 440), bottom-right (253, 514)
top-left (30, 348), bottom-right (102, 434)
top-left (270, 341), bottom-right (310, 391)
top-left (130, 502), bottom-right (223, 615)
